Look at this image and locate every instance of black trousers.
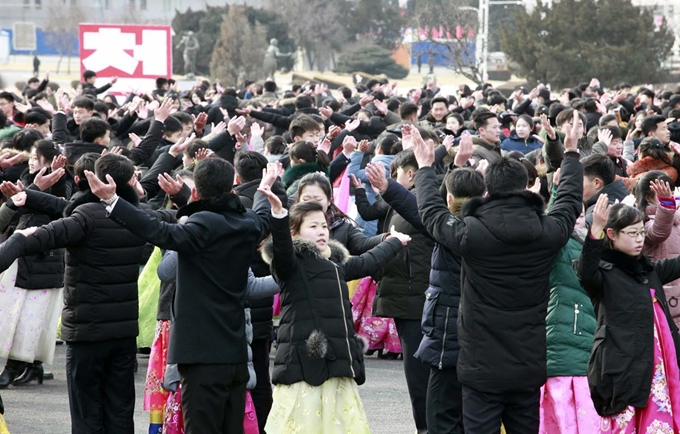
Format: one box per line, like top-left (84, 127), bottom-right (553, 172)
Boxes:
top-left (178, 362), bottom-right (249, 434)
top-left (427, 366), bottom-right (464, 434)
top-left (250, 338), bottom-right (273, 434)
top-left (66, 337), bottom-right (136, 434)
top-left (395, 318), bottom-right (429, 431)
top-left (462, 385), bottom-right (540, 434)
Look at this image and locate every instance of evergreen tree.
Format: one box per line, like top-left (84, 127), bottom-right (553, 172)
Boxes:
top-left (500, 0), bottom-right (675, 87)
top-left (335, 44), bottom-right (409, 79)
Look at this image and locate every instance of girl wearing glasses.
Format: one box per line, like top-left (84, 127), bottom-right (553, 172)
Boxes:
top-left (578, 193), bottom-right (680, 433)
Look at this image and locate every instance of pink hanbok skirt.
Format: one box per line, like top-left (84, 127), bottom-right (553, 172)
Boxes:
top-left (351, 277), bottom-right (401, 353)
top-left (539, 376), bottom-right (600, 433)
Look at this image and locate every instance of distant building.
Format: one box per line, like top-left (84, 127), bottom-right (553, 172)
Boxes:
top-left (631, 0), bottom-right (680, 71)
top-left (0, 0), bottom-right (263, 30)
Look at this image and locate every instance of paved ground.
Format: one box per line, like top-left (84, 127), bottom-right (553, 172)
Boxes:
top-left (1, 346), bottom-right (416, 434)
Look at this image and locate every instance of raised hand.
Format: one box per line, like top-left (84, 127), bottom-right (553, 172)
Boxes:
top-left (128, 133), bottom-right (142, 148)
top-left (169, 133), bottom-right (196, 157)
top-left (350, 174), bottom-right (363, 190)
top-left (454, 131), bottom-right (474, 167)
top-left (260, 161), bottom-right (282, 191)
top-left (621, 194), bottom-right (637, 207)
top-left (442, 135), bottom-right (455, 151)
top-left (529, 178), bottom-right (541, 194)
top-left (250, 122), bottom-right (264, 139)
top-left (0, 153), bottom-right (24, 169)
top-left (597, 128), bottom-right (613, 146)
top-left (327, 125), bottom-right (342, 140)
top-left (158, 173), bottom-right (184, 196)
top-left (257, 184), bottom-right (283, 216)
top-left (590, 193), bottom-right (611, 239)
top-left (388, 225), bottom-right (411, 246)
top-left (318, 138), bottom-right (332, 155)
top-left (0, 180), bottom-right (23, 198)
top-left (194, 148), bottom-right (213, 161)
top-left (365, 162), bottom-right (388, 193)
top-left (227, 116), bottom-right (246, 136)
top-left (318, 106), bottom-right (333, 120)
top-left (344, 118), bottom-right (360, 132)
top-left (373, 99), bottom-right (387, 115)
top-left (36, 99), bottom-right (56, 114)
top-left (342, 135), bottom-right (357, 155)
top-left (154, 98), bottom-right (174, 123)
top-left (563, 110), bottom-right (581, 153)
top-left (51, 155), bottom-right (67, 171)
top-left (650, 179), bottom-right (673, 199)
top-left (84, 170), bottom-right (117, 201)
top-left (192, 112), bottom-right (208, 134)
top-left (476, 159), bottom-right (489, 176)
top-left (34, 166), bottom-right (65, 191)
top-left (11, 192), bottom-right (27, 207)
top-left (552, 168), bottom-right (561, 186)
top-left (540, 114), bottom-right (556, 140)
top-left (409, 125), bottom-right (435, 168)
top-left (358, 140), bottom-right (370, 153)
top-left (359, 95), bottom-right (374, 108)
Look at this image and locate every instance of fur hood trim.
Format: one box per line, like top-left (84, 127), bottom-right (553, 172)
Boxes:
top-left (306, 329), bottom-right (328, 358)
top-left (627, 156), bottom-right (675, 178)
top-left (4, 148), bottom-right (29, 163)
top-left (448, 197), bottom-right (471, 216)
top-left (462, 190), bottom-right (545, 218)
top-left (261, 237), bottom-right (350, 266)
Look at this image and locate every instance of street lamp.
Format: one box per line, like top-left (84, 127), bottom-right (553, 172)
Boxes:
top-left (460, 0), bottom-right (523, 82)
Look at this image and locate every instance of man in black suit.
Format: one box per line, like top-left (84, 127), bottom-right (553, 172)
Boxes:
top-left (87, 158), bottom-right (273, 434)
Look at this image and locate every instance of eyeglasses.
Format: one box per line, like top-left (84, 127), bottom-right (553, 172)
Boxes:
top-left (620, 229), bottom-right (647, 239)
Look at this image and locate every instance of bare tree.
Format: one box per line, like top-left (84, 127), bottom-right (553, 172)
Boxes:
top-left (45, 4), bottom-right (87, 74)
top-left (408, 0), bottom-right (484, 84)
top-left (210, 7), bottom-right (268, 85)
top-left (268, 0), bottom-right (346, 71)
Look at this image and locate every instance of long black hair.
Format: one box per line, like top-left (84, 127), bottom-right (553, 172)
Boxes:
top-left (634, 170), bottom-right (675, 216)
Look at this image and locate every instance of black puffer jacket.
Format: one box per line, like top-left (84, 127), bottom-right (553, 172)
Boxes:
top-left (12, 169), bottom-right (70, 289)
top-left (578, 236), bottom-right (680, 415)
top-left (261, 213), bottom-right (403, 386)
top-left (329, 214), bottom-right (384, 255)
top-left (0, 185), bottom-right (158, 342)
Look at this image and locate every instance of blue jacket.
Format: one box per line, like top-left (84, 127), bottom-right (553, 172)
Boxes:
top-left (501, 131), bottom-right (542, 155)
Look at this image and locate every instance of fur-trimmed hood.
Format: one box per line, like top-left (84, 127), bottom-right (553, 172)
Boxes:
top-left (261, 236), bottom-right (349, 266)
top-left (626, 156), bottom-right (678, 180)
top-left (462, 190), bottom-right (547, 244)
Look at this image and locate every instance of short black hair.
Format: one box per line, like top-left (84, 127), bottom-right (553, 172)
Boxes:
top-left (235, 151), bottom-right (268, 183)
top-left (72, 97), bottom-right (95, 111)
top-left (263, 80), bottom-right (277, 93)
top-left (0, 91), bottom-right (15, 103)
top-left (171, 111), bottom-right (193, 126)
top-left (156, 77), bottom-right (169, 88)
top-left (12, 129), bottom-right (43, 152)
top-left (25, 108), bottom-right (51, 126)
top-left (473, 111), bottom-right (498, 130)
top-left (265, 136), bottom-right (287, 156)
top-left (582, 153), bottom-right (615, 185)
top-left (444, 167), bottom-right (485, 198)
top-left (33, 139), bottom-right (61, 163)
top-left (194, 157), bottom-right (235, 201)
top-left (83, 70), bottom-right (96, 80)
top-left (399, 102), bottom-right (418, 120)
top-left (73, 152), bottom-right (100, 179)
top-left (393, 149), bottom-right (418, 171)
top-left (94, 153), bottom-right (135, 187)
top-left (376, 133), bottom-right (402, 155)
top-left (163, 116), bottom-right (183, 136)
top-left (93, 101), bottom-right (109, 116)
top-left (431, 97), bottom-right (448, 107)
top-left (338, 86), bottom-right (352, 100)
top-left (294, 95), bottom-right (314, 110)
top-left (289, 114), bottom-right (320, 139)
top-left (80, 117), bottom-right (111, 143)
top-left (641, 114), bottom-right (666, 137)
top-left (186, 139), bottom-right (209, 159)
top-left (27, 77), bottom-right (40, 85)
top-left (601, 125), bottom-right (622, 140)
top-left (485, 157), bottom-right (529, 195)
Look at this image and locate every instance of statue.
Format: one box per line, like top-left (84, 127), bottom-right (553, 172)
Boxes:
top-left (176, 31), bottom-right (200, 78)
top-left (263, 39), bottom-right (294, 79)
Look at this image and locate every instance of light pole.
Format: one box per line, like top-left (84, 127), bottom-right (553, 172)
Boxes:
top-left (461, 0), bottom-right (523, 82)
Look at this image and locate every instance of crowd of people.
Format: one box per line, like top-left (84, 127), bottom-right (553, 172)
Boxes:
top-left (0, 66), bottom-right (679, 434)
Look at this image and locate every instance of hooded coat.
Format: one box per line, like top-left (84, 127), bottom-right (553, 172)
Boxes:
top-left (261, 213), bottom-right (403, 386)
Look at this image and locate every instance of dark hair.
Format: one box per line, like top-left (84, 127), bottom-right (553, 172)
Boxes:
top-left (669, 108), bottom-right (680, 120)
top-left (638, 137), bottom-right (672, 165)
top-left (235, 151), bottom-right (268, 183)
top-left (507, 151), bottom-right (538, 185)
top-left (156, 77), bottom-right (168, 89)
top-left (601, 125), bottom-right (622, 140)
top-left (473, 111), bottom-right (498, 130)
top-left (82, 70), bottom-right (96, 80)
top-left (338, 86), bottom-right (352, 100)
top-left (73, 152), bottom-right (99, 179)
top-left (94, 153), bottom-right (135, 187)
top-left (393, 149), bottom-right (418, 171)
top-left (193, 157), bottom-right (235, 201)
top-left (289, 201), bottom-right (327, 234)
top-left (583, 98), bottom-right (598, 113)
top-left (93, 101), bottom-right (109, 117)
top-left (0, 92), bottom-right (14, 103)
top-left (289, 141), bottom-right (329, 169)
top-left (80, 118), bottom-right (111, 143)
top-left (171, 111), bottom-right (193, 126)
top-left (185, 139), bottom-right (209, 159)
top-left (555, 108), bottom-right (586, 128)
top-left (33, 139), bottom-right (61, 164)
top-left (27, 77), bottom-right (39, 85)
top-left (515, 114), bottom-right (535, 131)
top-left (485, 157), bottom-right (529, 194)
top-left (603, 203), bottom-right (645, 250)
top-left (72, 97), bottom-right (95, 111)
top-left (365, 79), bottom-right (379, 90)
top-left (582, 153), bottom-right (616, 185)
top-left (446, 112), bottom-right (464, 127)
top-left (599, 114), bottom-right (618, 126)
top-left (163, 116), bottom-right (183, 136)
top-left (377, 133), bottom-right (402, 155)
top-left (263, 80), bottom-right (277, 93)
top-left (12, 129), bottom-right (43, 152)
top-left (641, 115), bottom-right (666, 137)
top-left (444, 168), bottom-right (485, 199)
top-left (431, 97), bottom-right (448, 107)
top-left (296, 172), bottom-right (348, 219)
top-left (635, 170), bottom-right (675, 215)
top-left (289, 114), bottom-right (320, 139)
top-left (0, 111), bottom-right (6, 129)
top-left (295, 95), bottom-right (314, 110)
top-left (265, 136), bottom-right (287, 156)
top-left (25, 108), bottom-right (51, 127)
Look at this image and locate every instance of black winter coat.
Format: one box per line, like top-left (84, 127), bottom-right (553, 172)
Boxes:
top-left (415, 151), bottom-right (583, 393)
top-left (109, 192), bottom-right (270, 365)
top-left (261, 213), bottom-right (403, 386)
top-left (0, 185), bottom-right (156, 342)
top-left (329, 214), bottom-right (383, 255)
top-left (577, 236), bottom-right (680, 415)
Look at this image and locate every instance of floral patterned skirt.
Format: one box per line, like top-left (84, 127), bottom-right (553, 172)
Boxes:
top-left (0, 260), bottom-right (63, 365)
top-left (145, 320), bottom-right (171, 434)
top-left (539, 376), bottom-right (600, 433)
top-left (265, 378), bottom-right (371, 434)
top-left (350, 277), bottom-right (402, 353)
top-left (600, 289), bottom-right (680, 433)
